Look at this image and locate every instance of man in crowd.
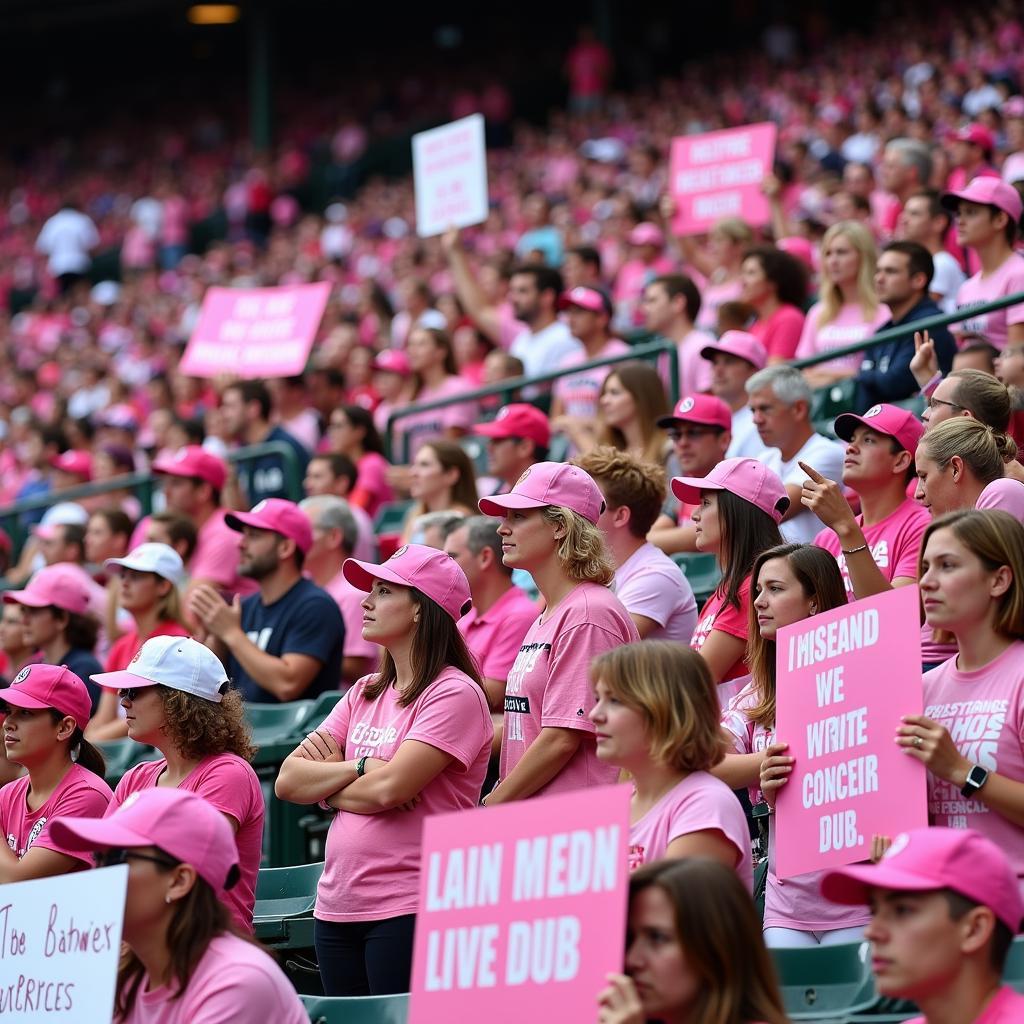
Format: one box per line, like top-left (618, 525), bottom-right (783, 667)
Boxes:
top-left (640, 274), bottom-right (713, 397)
top-left (190, 498), bottom-right (344, 703)
top-left (474, 403), bottom-right (550, 495)
top-left (508, 265), bottom-right (582, 381)
top-left (699, 330), bottom-right (767, 458)
top-left (303, 452), bottom-right (376, 559)
top-left (897, 188), bottom-right (966, 313)
top-left (879, 138), bottom-right (933, 233)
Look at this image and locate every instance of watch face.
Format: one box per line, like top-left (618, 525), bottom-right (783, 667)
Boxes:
top-left (969, 766), bottom-right (988, 786)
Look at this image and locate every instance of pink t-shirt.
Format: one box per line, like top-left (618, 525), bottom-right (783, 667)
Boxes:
top-left (614, 542), bottom-right (698, 644)
top-left (500, 583), bottom-right (639, 796)
top-left (628, 772), bottom-right (752, 888)
top-left (954, 251), bottom-right (1024, 351)
top-left (923, 641), bottom-right (1024, 886)
top-left (458, 585), bottom-right (539, 683)
top-left (695, 277), bottom-right (743, 333)
top-left (323, 569), bottom-right (380, 663)
top-left (795, 302), bottom-right (891, 376)
top-left (690, 577), bottom-right (752, 687)
top-left (750, 304), bottom-right (806, 361)
top-left (110, 754), bottom-right (264, 933)
top-left (552, 339), bottom-right (631, 418)
top-left (190, 510), bottom-right (246, 595)
top-left (0, 763), bottom-right (111, 866)
top-left (905, 987), bottom-right (1024, 1024)
top-left (351, 451), bottom-right (393, 518)
top-left (316, 667), bottom-right (491, 922)
top-left (121, 933), bottom-right (308, 1024)
top-left (674, 328), bottom-right (715, 399)
top-left (977, 477), bottom-right (1024, 520)
top-left (395, 377), bottom-right (478, 457)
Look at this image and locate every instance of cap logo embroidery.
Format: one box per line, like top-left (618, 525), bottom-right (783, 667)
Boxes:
top-left (680, 397), bottom-right (695, 413)
top-left (251, 500), bottom-right (268, 514)
top-left (173, 449), bottom-right (188, 462)
top-left (130, 649), bottom-right (143, 665)
top-left (12, 667), bottom-right (30, 684)
top-left (390, 545), bottom-right (409, 560)
top-left (865, 405), bottom-right (882, 418)
top-left (121, 791), bottom-right (142, 810)
top-left (884, 832), bottom-right (910, 859)
top-left (497, 407), bottom-right (510, 420)
top-left (515, 468), bottom-right (531, 486)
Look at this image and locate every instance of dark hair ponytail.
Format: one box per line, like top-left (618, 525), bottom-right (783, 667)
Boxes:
top-left (46, 711), bottom-right (107, 778)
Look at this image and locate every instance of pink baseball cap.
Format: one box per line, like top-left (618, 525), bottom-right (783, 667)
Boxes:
top-left (474, 404), bottom-right (551, 448)
top-left (49, 450), bottom-right (92, 480)
top-left (821, 827), bottom-right (1024, 934)
top-left (672, 456), bottom-right (789, 523)
top-left (478, 461), bottom-right (605, 525)
top-left (50, 788), bottom-right (241, 894)
top-left (1003, 96), bottom-right (1024, 120)
top-left (373, 350), bottom-right (412, 376)
top-left (947, 123), bottom-right (996, 155)
top-left (700, 330), bottom-right (768, 371)
top-left (558, 286), bottom-right (613, 316)
top-left (942, 177), bottom-right (1023, 225)
top-left (225, 498), bottom-right (313, 555)
top-left (343, 542), bottom-right (472, 621)
top-left (657, 394), bottom-right (733, 433)
top-left (834, 403), bottom-right (924, 455)
top-left (628, 223), bottom-right (665, 247)
top-left (0, 663), bottom-right (92, 730)
top-left (3, 563), bottom-right (92, 615)
top-left (152, 445), bottom-right (228, 492)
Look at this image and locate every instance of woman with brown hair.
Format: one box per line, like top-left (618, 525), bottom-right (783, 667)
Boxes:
top-left (598, 857), bottom-right (788, 1024)
top-left (399, 439), bottom-right (479, 543)
top-left (92, 636), bottom-right (263, 934)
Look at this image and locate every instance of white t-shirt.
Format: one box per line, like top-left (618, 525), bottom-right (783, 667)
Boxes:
top-left (35, 209), bottom-right (99, 276)
top-left (726, 405), bottom-right (765, 459)
top-left (510, 320), bottom-right (583, 382)
top-left (931, 250), bottom-right (967, 315)
top-left (758, 433), bottom-right (846, 544)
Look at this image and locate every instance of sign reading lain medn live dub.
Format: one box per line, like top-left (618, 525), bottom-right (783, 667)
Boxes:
top-left (774, 586), bottom-right (928, 880)
top-left (409, 785), bottom-right (630, 1024)
top-left (0, 865), bottom-right (126, 1022)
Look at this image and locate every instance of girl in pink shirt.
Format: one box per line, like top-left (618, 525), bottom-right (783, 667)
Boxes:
top-left (740, 245), bottom-right (809, 363)
top-left (326, 404), bottom-right (394, 518)
top-left (590, 642), bottom-right (751, 886)
top-left (399, 440), bottom-right (480, 544)
top-left (275, 544), bottom-right (491, 996)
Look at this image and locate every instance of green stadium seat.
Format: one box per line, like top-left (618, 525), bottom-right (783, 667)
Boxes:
top-left (301, 993), bottom-right (409, 1024)
top-left (1004, 935), bottom-right (1024, 993)
top-left (811, 380), bottom-right (857, 424)
top-left (245, 700), bottom-right (313, 746)
top-left (96, 738), bottom-right (160, 788)
top-left (547, 432), bottom-right (571, 464)
top-left (294, 691), bottom-right (346, 736)
top-left (771, 941), bottom-right (877, 1021)
top-left (458, 434), bottom-right (490, 478)
top-left (892, 394), bottom-right (925, 418)
top-left (253, 861), bottom-right (323, 949)
top-left (372, 500), bottom-right (414, 536)
top-left (671, 552), bottom-right (722, 605)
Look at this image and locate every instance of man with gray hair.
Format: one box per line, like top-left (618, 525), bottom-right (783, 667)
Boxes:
top-left (299, 495), bottom-right (378, 685)
top-left (746, 365), bottom-right (845, 544)
top-left (880, 139), bottom-right (934, 234)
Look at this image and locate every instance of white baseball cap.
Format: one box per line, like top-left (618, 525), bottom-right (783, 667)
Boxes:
top-left (105, 543), bottom-right (186, 585)
top-left (92, 635), bottom-right (229, 703)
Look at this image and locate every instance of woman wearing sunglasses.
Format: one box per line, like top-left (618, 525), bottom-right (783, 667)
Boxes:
top-left (0, 663), bottom-right (111, 881)
top-left (92, 635), bottom-right (264, 933)
top-left (50, 787), bottom-right (307, 1024)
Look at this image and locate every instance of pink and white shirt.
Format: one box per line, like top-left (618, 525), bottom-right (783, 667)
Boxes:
top-left (795, 302), bottom-right (891, 377)
top-left (552, 339), bottom-right (631, 418)
top-left (954, 252), bottom-right (1024, 351)
top-left (614, 542), bottom-right (697, 644)
top-left (394, 377), bottom-right (477, 457)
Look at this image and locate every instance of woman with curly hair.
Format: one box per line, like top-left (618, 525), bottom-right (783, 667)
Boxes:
top-left (478, 462), bottom-right (639, 804)
top-left (93, 635), bottom-right (263, 933)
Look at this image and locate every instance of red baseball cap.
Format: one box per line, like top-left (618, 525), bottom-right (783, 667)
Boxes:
top-left (942, 177), bottom-right (1023, 224)
top-left (152, 445), bottom-right (228, 492)
top-left (700, 330), bottom-right (768, 371)
top-left (558, 286), bottom-right (613, 316)
top-left (1, 663), bottom-right (92, 730)
top-left (474, 404), bottom-right (551, 448)
top-left (49, 450), bottom-right (92, 480)
top-left (373, 350), bottom-right (412, 376)
top-left (478, 461), bottom-right (605, 525)
top-left (834, 403), bottom-right (924, 455)
top-left (225, 498), bottom-right (313, 555)
top-left (343, 543), bottom-right (472, 621)
top-left (672, 456), bottom-right (790, 523)
top-left (947, 123), bottom-right (996, 155)
top-left (3, 563), bottom-right (92, 616)
top-left (657, 394), bottom-right (733, 432)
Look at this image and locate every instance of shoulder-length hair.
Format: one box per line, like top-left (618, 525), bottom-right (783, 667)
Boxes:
top-left (591, 642), bottom-right (726, 773)
top-left (597, 361), bottom-right (670, 465)
top-left (410, 328), bottom-right (459, 399)
top-left (362, 587), bottom-right (483, 707)
top-left (816, 221), bottom-right (879, 328)
top-left (340, 403), bottom-right (384, 455)
top-left (746, 544), bottom-right (848, 728)
top-left (540, 505), bottom-right (615, 585)
top-left (158, 688), bottom-right (257, 762)
top-left (414, 440), bottom-right (479, 515)
top-left (629, 858), bottom-right (789, 1024)
top-left (743, 244), bottom-right (809, 309)
top-left (715, 490), bottom-right (785, 611)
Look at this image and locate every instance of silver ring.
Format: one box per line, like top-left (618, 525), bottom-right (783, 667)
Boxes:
top-left (914, 736), bottom-right (922, 748)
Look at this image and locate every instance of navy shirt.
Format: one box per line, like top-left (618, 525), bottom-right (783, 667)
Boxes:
top-left (237, 425), bottom-right (309, 506)
top-left (59, 648), bottom-right (104, 714)
top-left (230, 577), bottom-right (344, 704)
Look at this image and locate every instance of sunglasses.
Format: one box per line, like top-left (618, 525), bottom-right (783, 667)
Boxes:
top-left (667, 427), bottom-right (721, 441)
top-left (96, 848), bottom-right (180, 871)
top-left (117, 686), bottom-right (157, 701)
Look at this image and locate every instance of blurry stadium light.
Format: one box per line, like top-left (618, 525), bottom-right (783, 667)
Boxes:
top-left (187, 4), bottom-right (240, 24)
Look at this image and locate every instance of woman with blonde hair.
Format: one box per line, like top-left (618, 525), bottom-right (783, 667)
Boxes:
top-left (399, 439), bottom-right (479, 543)
top-left (478, 462), bottom-right (639, 804)
top-left (590, 641), bottom-right (750, 882)
top-left (797, 221), bottom-right (890, 386)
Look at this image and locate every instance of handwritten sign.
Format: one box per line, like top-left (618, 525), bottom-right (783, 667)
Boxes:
top-left (180, 282), bottom-right (330, 379)
top-left (412, 114), bottom-right (489, 238)
top-left (409, 785), bottom-right (630, 1024)
top-left (0, 864), bottom-right (126, 1020)
top-left (774, 586), bottom-right (927, 879)
top-left (670, 122), bottom-right (777, 235)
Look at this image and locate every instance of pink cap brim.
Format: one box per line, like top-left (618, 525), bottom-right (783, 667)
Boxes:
top-left (0, 688), bottom-right (54, 712)
top-left (342, 557), bottom-right (413, 595)
top-left (671, 475), bottom-right (724, 506)
top-left (821, 862), bottom-right (963, 907)
top-left (90, 670), bottom-right (162, 692)
top-left (3, 589), bottom-right (53, 608)
top-left (49, 815), bottom-right (154, 855)
top-left (477, 492), bottom-right (549, 517)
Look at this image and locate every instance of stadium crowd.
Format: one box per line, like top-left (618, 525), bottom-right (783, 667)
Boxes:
top-left (2, 3), bottom-right (1024, 1022)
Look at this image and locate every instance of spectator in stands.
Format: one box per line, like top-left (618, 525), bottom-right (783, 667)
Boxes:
top-left (953, 335), bottom-right (1000, 375)
top-left (671, 458), bottom-right (786, 697)
top-left (303, 452), bottom-right (376, 560)
top-left (740, 246), bottom-right (808, 363)
top-left (700, 331), bottom-right (767, 459)
top-left (720, 543), bottom-right (870, 947)
top-left (220, 380), bottom-right (309, 505)
top-left (191, 498), bottom-right (344, 703)
top-left (807, 404), bottom-right (929, 600)
top-left (683, 218), bottom-right (755, 334)
top-left (399, 440), bottom-right (479, 544)
top-left (478, 463), bottom-right (638, 803)
top-left (577, 447), bottom-right (697, 642)
top-left (821, 828), bottom-right (1024, 1024)
top-left (35, 196), bottom-right (99, 294)
top-left (515, 192), bottom-right (563, 266)
top-left (94, 636), bottom-right (264, 933)
top-left (84, 509), bottom-right (132, 568)
top-left (797, 221), bottom-right (890, 386)
top-left (0, 603), bottom-right (38, 685)
top-left (35, 520), bottom-right (87, 568)
top-left (0, 664), bottom-right (110, 881)
top-left (300, 495), bottom-right (379, 686)
top-left (508, 265), bottom-right (582, 381)
top-left (614, 223), bottom-right (675, 328)
top-left (880, 138), bottom-right (934, 234)
top-left (325, 404), bottom-right (394, 518)
top-left (52, 788), bottom-right (307, 1023)
top-left (473, 403), bottom-right (550, 496)
top-left (944, 178), bottom-right (1024, 351)
top-left (390, 279), bottom-right (446, 349)
top-left (562, 245), bottom-right (603, 291)
top-left (371, 349), bottom-right (413, 438)
top-left (269, 375), bottom-right (321, 453)
top-left (854, 242), bottom-right (956, 410)
top-left (746, 365), bottom-right (846, 545)
top-left (639, 274), bottom-right (713, 398)
top-left (276, 544), bottom-right (491, 995)
top-left (897, 188), bottom-right (966, 313)
top-left (144, 512), bottom-right (198, 568)
top-left (592, 641), bottom-right (749, 879)
top-left (598, 858), bottom-right (787, 1024)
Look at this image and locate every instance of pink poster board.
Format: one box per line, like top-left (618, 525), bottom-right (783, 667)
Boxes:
top-left (409, 785), bottom-right (631, 1024)
top-left (670, 122), bottom-right (777, 236)
top-left (179, 282), bottom-right (330, 379)
top-left (774, 586), bottom-right (928, 880)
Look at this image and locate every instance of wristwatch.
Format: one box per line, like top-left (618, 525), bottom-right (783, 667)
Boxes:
top-left (961, 764), bottom-right (989, 798)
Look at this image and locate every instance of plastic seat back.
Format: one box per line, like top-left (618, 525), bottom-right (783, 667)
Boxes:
top-left (301, 992), bottom-right (409, 1024)
top-left (771, 941), bottom-right (877, 1020)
